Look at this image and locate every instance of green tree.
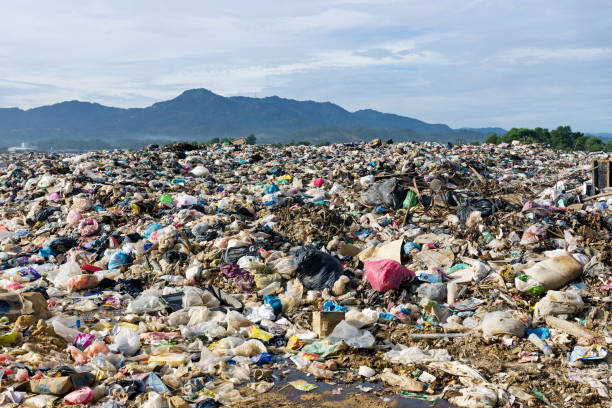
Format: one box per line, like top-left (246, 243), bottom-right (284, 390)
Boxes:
top-left (207, 137), bottom-right (219, 144)
top-left (485, 133), bottom-right (500, 144)
top-left (470, 141), bottom-right (480, 146)
top-left (245, 134), bottom-right (257, 145)
top-left (584, 137), bottom-right (604, 152)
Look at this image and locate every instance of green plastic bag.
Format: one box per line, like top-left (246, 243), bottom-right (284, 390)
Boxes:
top-left (402, 190), bottom-right (418, 209)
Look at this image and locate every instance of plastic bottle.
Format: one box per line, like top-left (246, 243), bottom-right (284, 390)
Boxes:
top-left (258, 281), bottom-right (281, 296)
top-left (528, 333), bottom-right (552, 355)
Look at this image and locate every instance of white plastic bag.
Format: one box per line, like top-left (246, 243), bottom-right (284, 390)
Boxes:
top-left (126, 294), bottom-right (167, 313)
top-left (113, 329), bottom-right (140, 356)
top-left (534, 290), bottom-right (584, 322)
top-left (327, 320), bottom-right (375, 348)
top-left (51, 261), bottom-right (81, 289)
top-left (481, 311), bottom-right (527, 339)
top-left (51, 319), bottom-right (80, 343)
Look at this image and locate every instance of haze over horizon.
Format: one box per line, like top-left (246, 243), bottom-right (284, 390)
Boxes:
top-left (1, 1), bottom-right (611, 133)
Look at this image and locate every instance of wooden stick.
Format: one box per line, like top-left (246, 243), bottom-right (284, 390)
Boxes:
top-left (583, 191), bottom-right (612, 202)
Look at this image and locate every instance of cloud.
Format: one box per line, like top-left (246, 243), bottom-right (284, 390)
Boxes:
top-left (0, 1), bottom-right (611, 132)
top-left (493, 47), bottom-right (612, 64)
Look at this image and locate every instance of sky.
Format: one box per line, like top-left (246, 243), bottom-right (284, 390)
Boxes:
top-left (1, 0), bottom-right (611, 132)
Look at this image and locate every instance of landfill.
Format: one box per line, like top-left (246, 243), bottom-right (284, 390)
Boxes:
top-left (0, 139), bottom-right (610, 407)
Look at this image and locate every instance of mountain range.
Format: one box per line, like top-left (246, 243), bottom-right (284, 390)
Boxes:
top-left (0, 89), bottom-right (506, 150)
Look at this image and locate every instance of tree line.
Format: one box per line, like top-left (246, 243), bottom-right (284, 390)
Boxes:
top-left (485, 126), bottom-right (609, 152)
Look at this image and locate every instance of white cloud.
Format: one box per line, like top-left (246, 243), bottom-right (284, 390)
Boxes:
top-left (0, 1), bottom-right (611, 131)
top-left (493, 47), bottom-right (612, 64)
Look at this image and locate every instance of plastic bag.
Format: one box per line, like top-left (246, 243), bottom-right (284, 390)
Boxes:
top-left (384, 345), bottom-right (451, 364)
top-left (295, 246), bottom-right (343, 290)
top-left (182, 286), bottom-right (205, 308)
top-left (191, 165), bottom-right (209, 177)
top-left (327, 320), bottom-right (375, 348)
top-left (231, 339), bottom-right (267, 357)
top-left (524, 253), bottom-right (583, 290)
top-left (515, 274), bottom-right (544, 294)
top-left (66, 210), bottom-right (82, 226)
top-left (271, 256), bottom-right (298, 279)
top-left (380, 368), bottom-right (424, 392)
top-left (534, 290), bottom-right (584, 322)
top-left (66, 274), bottom-right (99, 292)
top-left (237, 256), bottom-right (266, 273)
top-left (85, 340), bottom-right (110, 357)
top-left (520, 224), bottom-right (547, 245)
top-left (63, 386), bottom-right (94, 405)
top-left (126, 294), bottom-right (167, 313)
top-left (113, 329), bottom-right (140, 356)
top-left (77, 218), bottom-right (99, 236)
top-left (449, 384), bottom-right (498, 408)
top-left (456, 198), bottom-right (501, 224)
top-left (481, 311), bottom-right (527, 338)
top-left (187, 306), bottom-right (210, 326)
top-left (364, 259), bottom-right (414, 292)
top-left (142, 392), bottom-right (165, 408)
top-left (52, 319), bottom-right (80, 343)
top-left (108, 251), bottom-right (130, 270)
top-left (345, 308), bottom-right (378, 328)
top-left (360, 178), bottom-right (406, 209)
top-left (51, 261), bottom-right (81, 289)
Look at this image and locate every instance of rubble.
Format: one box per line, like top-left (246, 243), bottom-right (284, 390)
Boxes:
top-left (0, 140), bottom-right (610, 407)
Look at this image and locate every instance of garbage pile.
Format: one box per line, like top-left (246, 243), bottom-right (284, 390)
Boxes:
top-left (0, 140), bottom-right (610, 407)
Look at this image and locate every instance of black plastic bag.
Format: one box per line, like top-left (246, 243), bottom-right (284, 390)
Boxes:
top-left (360, 178), bottom-right (406, 209)
top-left (295, 246), bottom-right (343, 290)
top-left (195, 398), bottom-right (218, 408)
top-left (117, 279), bottom-right (143, 297)
top-left (49, 237), bottom-right (78, 253)
top-left (224, 246), bottom-right (255, 264)
top-left (456, 198), bottom-right (504, 224)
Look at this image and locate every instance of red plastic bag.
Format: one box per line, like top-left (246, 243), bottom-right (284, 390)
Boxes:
top-left (364, 259), bottom-right (414, 292)
top-left (63, 387), bottom-right (93, 405)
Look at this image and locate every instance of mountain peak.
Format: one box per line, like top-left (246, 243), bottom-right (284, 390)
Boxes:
top-left (177, 88), bottom-right (219, 99)
top-left (0, 89), bottom-right (505, 149)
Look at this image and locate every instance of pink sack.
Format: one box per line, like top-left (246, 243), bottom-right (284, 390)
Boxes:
top-left (313, 178), bottom-right (324, 187)
top-left (364, 259), bottom-right (414, 292)
top-left (63, 387), bottom-right (94, 405)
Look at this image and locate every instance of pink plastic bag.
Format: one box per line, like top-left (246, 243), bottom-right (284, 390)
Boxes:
top-left (364, 259), bottom-right (414, 292)
top-left (66, 346), bottom-right (90, 364)
top-left (78, 217), bottom-right (99, 236)
top-left (313, 178), bottom-right (324, 187)
top-left (66, 274), bottom-right (99, 292)
top-left (66, 210), bottom-right (83, 225)
top-left (85, 340), bottom-right (110, 357)
top-left (63, 387), bottom-right (94, 405)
